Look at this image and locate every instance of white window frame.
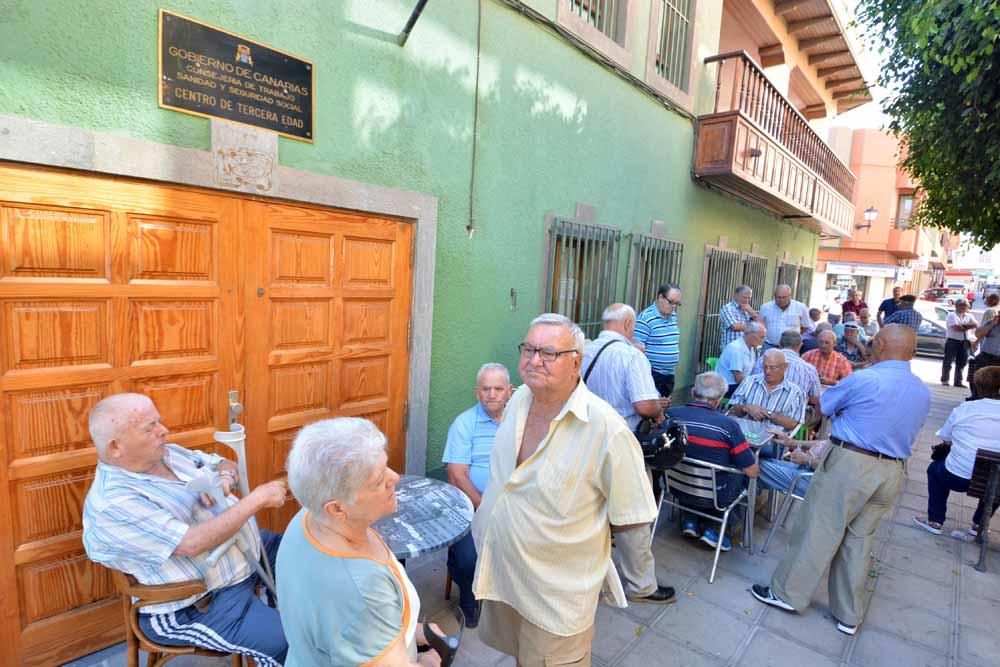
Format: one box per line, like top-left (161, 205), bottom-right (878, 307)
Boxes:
top-left (557, 0), bottom-right (634, 70)
top-left (644, 0), bottom-right (700, 112)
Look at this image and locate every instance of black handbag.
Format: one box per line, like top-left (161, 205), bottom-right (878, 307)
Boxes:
top-left (634, 417), bottom-right (688, 470)
top-left (931, 442), bottom-right (951, 462)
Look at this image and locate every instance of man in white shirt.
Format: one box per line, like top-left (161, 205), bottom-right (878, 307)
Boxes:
top-left (759, 284), bottom-right (811, 349)
top-left (942, 299), bottom-right (977, 388)
top-left (717, 322), bottom-right (766, 396)
top-left (582, 304), bottom-right (675, 605)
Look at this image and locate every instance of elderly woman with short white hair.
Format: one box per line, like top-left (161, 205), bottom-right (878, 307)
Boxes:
top-left (276, 418), bottom-right (440, 667)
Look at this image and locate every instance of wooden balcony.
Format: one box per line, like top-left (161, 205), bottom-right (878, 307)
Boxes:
top-left (694, 52), bottom-right (856, 238)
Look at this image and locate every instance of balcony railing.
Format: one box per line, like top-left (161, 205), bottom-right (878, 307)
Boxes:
top-left (705, 51), bottom-right (855, 200)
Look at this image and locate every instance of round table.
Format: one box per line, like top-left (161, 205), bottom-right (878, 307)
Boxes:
top-left (373, 475), bottom-right (474, 560)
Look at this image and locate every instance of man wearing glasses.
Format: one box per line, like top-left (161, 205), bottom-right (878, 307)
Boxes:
top-left (472, 313), bottom-right (657, 666)
top-left (634, 283), bottom-right (683, 397)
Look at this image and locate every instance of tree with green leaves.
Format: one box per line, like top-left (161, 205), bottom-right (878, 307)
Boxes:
top-left (858, 0), bottom-right (1000, 248)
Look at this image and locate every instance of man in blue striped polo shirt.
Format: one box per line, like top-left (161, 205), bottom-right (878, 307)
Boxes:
top-left (82, 393), bottom-right (290, 666)
top-left (635, 283), bottom-right (682, 397)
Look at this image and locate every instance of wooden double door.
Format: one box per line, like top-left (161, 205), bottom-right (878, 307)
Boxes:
top-left (0, 163), bottom-right (413, 664)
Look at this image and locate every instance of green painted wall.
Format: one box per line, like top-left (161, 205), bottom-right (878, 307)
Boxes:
top-left (0, 0), bottom-right (818, 469)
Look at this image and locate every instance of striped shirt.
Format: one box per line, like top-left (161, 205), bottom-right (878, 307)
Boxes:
top-left (752, 349), bottom-right (821, 401)
top-left (802, 348), bottom-right (853, 385)
top-left (719, 300), bottom-right (752, 348)
top-left (82, 445), bottom-right (260, 614)
top-left (883, 308), bottom-right (923, 331)
top-left (666, 402), bottom-right (755, 505)
top-left (729, 374), bottom-right (807, 427)
top-left (759, 300), bottom-right (811, 346)
top-left (582, 331), bottom-right (660, 430)
top-left (634, 304), bottom-right (680, 374)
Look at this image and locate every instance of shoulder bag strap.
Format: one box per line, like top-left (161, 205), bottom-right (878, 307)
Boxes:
top-left (583, 339), bottom-right (621, 383)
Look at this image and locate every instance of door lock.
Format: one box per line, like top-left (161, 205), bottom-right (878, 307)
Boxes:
top-left (228, 390), bottom-right (244, 425)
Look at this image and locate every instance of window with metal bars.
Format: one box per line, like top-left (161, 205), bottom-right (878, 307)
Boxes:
top-left (653, 0), bottom-right (695, 91)
top-left (796, 266), bottom-right (814, 305)
top-left (626, 235), bottom-right (684, 311)
top-left (776, 261), bottom-right (800, 295)
top-left (696, 248), bottom-right (769, 367)
top-left (545, 219), bottom-right (623, 339)
top-left (568, 0), bottom-right (628, 46)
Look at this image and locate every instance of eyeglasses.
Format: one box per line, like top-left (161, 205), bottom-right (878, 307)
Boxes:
top-left (658, 294), bottom-right (682, 307)
top-left (517, 343), bottom-right (578, 363)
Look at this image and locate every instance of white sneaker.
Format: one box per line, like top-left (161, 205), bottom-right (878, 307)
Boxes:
top-left (836, 620), bottom-right (858, 635)
top-left (913, 516), bottom-right (943, 535)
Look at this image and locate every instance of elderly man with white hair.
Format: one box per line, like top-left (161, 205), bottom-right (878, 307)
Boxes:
top-left (728, 349), bottom-right (807, 432)
top-left (719, 285), bottom-right (761, 349)
top-left (716, 321), bottom-right (767, 397)
top-left (582, 303), bottom-right (675, 606)
top-left (473, 313), bottom-right (657, 666)
top-left (759, 284), bottom-right (811, 350)
top-left (441, 362), bottom-right (513, 628)
top-left (278, 418), bottom-right (442, 666)
top-left (81, 393), bottom-right (289, 666)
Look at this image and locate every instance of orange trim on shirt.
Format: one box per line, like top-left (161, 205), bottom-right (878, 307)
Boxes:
top-left (301, 513), bottom-right (411, 666)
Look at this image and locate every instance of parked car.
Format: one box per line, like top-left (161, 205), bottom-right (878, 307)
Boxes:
top-left (914, 300), bottom-right (952, 323)
top-left (921, 288), bottom-right (949, 301)
top-left (916, 319), bottom-right (947, 357)
top-left (984, 283), bottom-right (999, 298)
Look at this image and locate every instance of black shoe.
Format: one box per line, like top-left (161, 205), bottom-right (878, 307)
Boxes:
top-left (954, 383), bottom-right (967, 389)
top-left (750, 584), bottom-right (795, 612)
top-left (462, 604), bottom-right (480, 629)
top-left (834, 618), bottom-right (858, 635)
top-left (628, 585), bottom-right (677, 605)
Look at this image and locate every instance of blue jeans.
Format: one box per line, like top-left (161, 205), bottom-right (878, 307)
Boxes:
top-left (926, 459), bottom-right (989, 526)
top-left (447, 532), bottom-right (478, 612)
top-left (759, 458), bottom-right (812, 497)
top-left (139, 530), bottom-right (287, 666)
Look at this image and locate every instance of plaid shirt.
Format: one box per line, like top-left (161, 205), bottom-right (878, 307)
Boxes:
top-left (719, 300), bottom-right (753, 348)
top-left (882, 308), bottom-right (923, 331)
top-left (802, 348), bottom-right (853, 384)
top-left (729, 374), bottom-right (807, 426)
top-left (752, 349), bottom-right (821, 400)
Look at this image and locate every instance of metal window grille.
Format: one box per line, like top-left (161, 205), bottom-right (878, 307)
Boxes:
top-left (545, 218), bottom-right (623, 339)
top-left (741, 254), bottom-right (769, 305)
top-left (626, 235), bottom-right (684, 311)
top-left (796, 266), bottom-right (814, 305)
top-left (696, 247), bottom-right (744, 367)
top-left (776, 261), bottom-right (800, 295)
top-left (654, 0), bottom-right (694, 91)
top-left (569, 0), bottom-right (627, 45)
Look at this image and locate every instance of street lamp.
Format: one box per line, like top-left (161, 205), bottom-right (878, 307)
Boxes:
top-left (856, 206), bottom-right (878, 230)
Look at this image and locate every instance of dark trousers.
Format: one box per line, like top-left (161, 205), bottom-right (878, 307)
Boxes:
top-left (969, 352), bottom-right (1000, 398)
top-left (926, 459), bottom-right (988, 526)
top-left (725, 384), bottom-right (738, 398)
top-left (139, 530), bottom-right (287, 666)
top-left (652, 371), bottom-right (675, 398)
top-left (446, 532), bottom-right (478, 613)
top-left (942, 339), bottom-right (970, 384)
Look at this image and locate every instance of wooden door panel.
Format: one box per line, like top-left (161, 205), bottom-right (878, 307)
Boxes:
top-left (243, 201), bottom-right (412, 529)
top-left (0, 164), bottom-right (240, 665)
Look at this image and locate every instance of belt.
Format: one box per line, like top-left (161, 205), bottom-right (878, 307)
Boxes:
top-left (831, 436), bottom-right (903, 462)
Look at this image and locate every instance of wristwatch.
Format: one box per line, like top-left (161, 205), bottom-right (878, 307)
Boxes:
top-left (219, 469), bottom-right (238, 485)
top-left (765, 410), bottom-right (774, 420)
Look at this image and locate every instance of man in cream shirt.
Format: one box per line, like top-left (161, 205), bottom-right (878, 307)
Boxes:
top-left (472, 313), bottom-right (657, 666)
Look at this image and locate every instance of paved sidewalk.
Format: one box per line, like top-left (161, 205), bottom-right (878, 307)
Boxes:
top-left (68, 360), bottom-right (1000, 667)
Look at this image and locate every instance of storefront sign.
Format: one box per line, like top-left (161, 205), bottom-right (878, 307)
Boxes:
top-left (895, 267), bottom-right (913, 281)
top-left (827, 263), bottom-right (898, 279)
top-left (159, 9), bottom-right (314, 141)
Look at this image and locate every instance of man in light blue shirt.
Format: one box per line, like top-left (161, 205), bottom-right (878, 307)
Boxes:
top-left (442, 362), bottom-right (512, 627)
top-left (717, 322), bottom-right (766, 396)
top-left (752, 325), bottom-right (930, 636)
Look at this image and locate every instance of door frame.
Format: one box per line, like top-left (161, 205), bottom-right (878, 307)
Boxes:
top-left (0, 113), bottom-right (438, 476)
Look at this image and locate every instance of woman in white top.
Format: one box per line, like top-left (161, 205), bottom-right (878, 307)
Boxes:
top-left (913, 367), bottom-right (1000, 536)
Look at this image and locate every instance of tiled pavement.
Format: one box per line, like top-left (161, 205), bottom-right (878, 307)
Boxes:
top-left (68, 358), bottom-right (1000, 667)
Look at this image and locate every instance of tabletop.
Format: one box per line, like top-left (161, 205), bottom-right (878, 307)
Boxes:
top-left (732, 417), bottom-right (777, 449)
top-left (373, 475), bottom-right (474, 560)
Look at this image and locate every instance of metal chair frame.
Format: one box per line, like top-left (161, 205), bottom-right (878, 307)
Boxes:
top-left (111, 570), bottom-right (243, 667)
top-left (760, 470), bottom-right (814, 553)
top-left (655, 457), bottom-right (750, 583)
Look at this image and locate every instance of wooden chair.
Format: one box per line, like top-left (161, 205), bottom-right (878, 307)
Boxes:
top-left (111, 570), bottom-right (243, 667)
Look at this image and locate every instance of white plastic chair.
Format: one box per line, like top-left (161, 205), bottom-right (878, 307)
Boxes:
top-left (660, 457), bottom-right (750, 583)
top-left (761, 470), bottom-right (814, 553)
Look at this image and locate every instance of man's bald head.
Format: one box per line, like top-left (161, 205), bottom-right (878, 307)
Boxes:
top-left (89, 393), bottom-right (154, 458)
top-left (872, 323), bottom-right (917, 362)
